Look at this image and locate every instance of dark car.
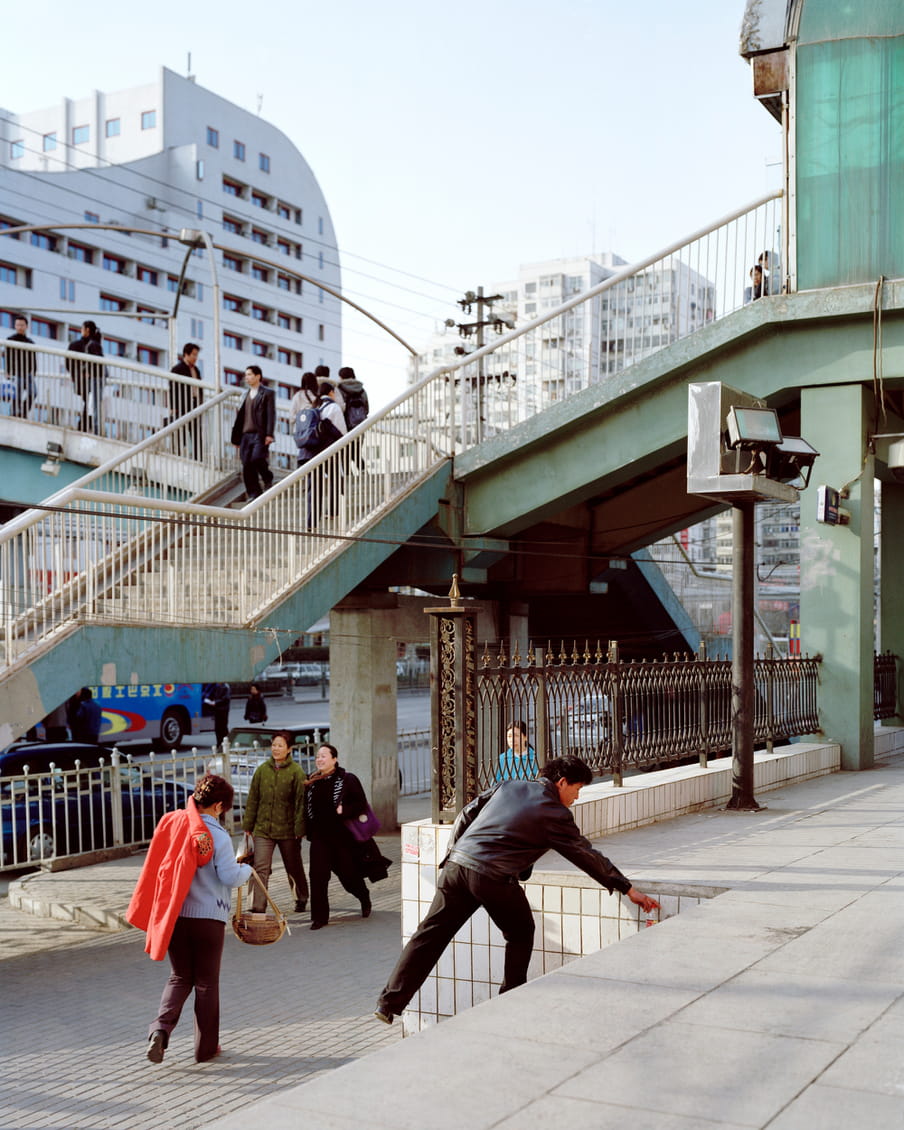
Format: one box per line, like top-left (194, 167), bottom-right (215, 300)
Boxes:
top-left (0, 741), bottom-right (190, 868)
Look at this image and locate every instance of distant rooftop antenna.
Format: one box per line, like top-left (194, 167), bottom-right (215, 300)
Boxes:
top-left (187, 51), bottom-right (195, 82)
top-left (257, 93), bottom-right (263, 115)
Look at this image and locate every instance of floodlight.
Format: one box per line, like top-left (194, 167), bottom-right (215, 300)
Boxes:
top-left (766, 436), bottom-right (820, 490)
top-left (726, 406), bottom-right (782, 449)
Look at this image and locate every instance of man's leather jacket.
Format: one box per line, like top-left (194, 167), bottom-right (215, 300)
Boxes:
top-left (444, 778), bottom-right (632, 895)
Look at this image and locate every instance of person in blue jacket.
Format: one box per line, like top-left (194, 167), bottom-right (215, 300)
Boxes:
top-left (496, 720), bottom-right (539, 781)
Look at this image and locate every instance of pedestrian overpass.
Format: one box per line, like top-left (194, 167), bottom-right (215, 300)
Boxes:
top-left (1, 190), bottom-right (902, 793)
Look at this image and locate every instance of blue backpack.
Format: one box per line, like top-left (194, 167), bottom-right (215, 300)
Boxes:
top-left (294, 404), bottom-right (324, 453)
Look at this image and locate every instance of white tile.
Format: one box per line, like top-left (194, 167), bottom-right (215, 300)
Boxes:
top-left (471, 944), bottom-right (490, 982)
top-left (436, 976), bottom-right (455, 1014)
top-left (454, 979), bottom-right (473, 1013)
top-left (543, 885), bottom-right (561, 913)
top-left (436, 948), bottom-right (455, 978)
top-left (542, 913), bottom-right (562, 953)
top-left (452, 940), bottom-right (472, 981)
top-left (562, 886), bottom-right (582, 914)
top-left (401, 861), bottom-right (420, 900)
top-left (418, 976), bottom-right (437, 1012)
top-left (525, 884), bottom-right (543, 910)
top-left (581, 915), bottom-right (601, 954)
top-left (581, 887), bottom-right (601, 916)
top-left (489, 945), bottom-right (505, 982)
top-left (562, 914), bottom-right (583, 954)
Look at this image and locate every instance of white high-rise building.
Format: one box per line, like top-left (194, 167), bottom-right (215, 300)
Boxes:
top-left (413, 252), bottom-right (715, 433)
top-left (0, 67), bottom-right (341, 401)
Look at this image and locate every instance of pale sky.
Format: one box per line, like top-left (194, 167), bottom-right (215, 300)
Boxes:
top-left (9, 0), bottom-right (780, 407)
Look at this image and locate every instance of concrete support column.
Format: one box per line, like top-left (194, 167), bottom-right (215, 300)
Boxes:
top-left (879, 481), bottom-right (904, 724)
top-left (799, 385), bottom-right (875, 770)
top-left (330, 602), bottom-right (399, 832)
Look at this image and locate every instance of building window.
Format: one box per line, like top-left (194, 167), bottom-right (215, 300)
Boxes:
top-left (72, 125), bottom-right (90, 146)
top-left (223, 254), bottom-right (244, 273)
top-left (106, 118), bottom-right (121, 138)
top-left (318, 324), bottom-right (325, 341)
top-left (137, 266), bottom-right (158, 285)
top-left (251, 340), bottom-right (270, 358)
top-left (196, 159), bottom-right (205, 181)
top-left (137, 346), bottom-right (160, 366)
top-left (68, 242), bottom-right (94, 264)
top-left (166, 275), bottom-right (180, 294)
top-left (32, 319), bottom-right (58, 340)
top-left (277, 348), bottom-right (291, 366)
top-left (222, 177), bottom-right (243, 197)
top-left (141, 110), bottom-right (157, 130)
top-left (277, 203), bottom-right (290, 220)
top-left (197, 282), bottom-right (204, 302)
top-left (251, 228), bottom-right (268, 245)
top-left (59, 279), bottom-right (75, 302)
top-left (196, 199), bottom-right (203, 219)
top-left (251, 192), bottom-right (269, 209)
top-left (43, 132), bottom-right (57, 152)
top-left (84, 211), bottom-right (100, 224)
top-left (223, 331), bottom-right (243, 350)
top-left (277, 312), bottom-right (291, 330)
top-left (318, 251), bottom-right (324, 270)
top-left (276, 274), bottom-right (290, 291)
top-left (251, 304), bottom-right (269, 321)
top-left (277, 239), bottom-right (290, 256)
top-left (222, 216), bottom-right (242, 235)
top-left (223, 294), bottom-right (243, 313)
top-left (100, 294), bottom-right (127, 312)
top-left (104, 337), bottom-right (128, 357)
top-left (233, 140), bottom-right (245, 161)
top-left (251, 264), bottom-right (269, 283)
top-left (295, 209), bottom-right (303, 225)
top-left (207, 126), bottom-right (219, 148)
top-left (103, 253), bottom-right (126, 274)
top-left (318, 288), bottom-right (324, 304)
top-left (190, 317), bottom-right (204, 340)
top-left (31, 232), bottom-right (57, 252)
top-left (318, 217), bottom-right (324, 235)
top-left (10, 141), bottom-right (24, 160)
top-left (259, 153), bottom-right (270, 173)
top-left (0, 262), bottom-right (17, 285)
top-left (224, 368), bottom-right (243, 386)
top-left (137, 306), bottom-right (160, 325)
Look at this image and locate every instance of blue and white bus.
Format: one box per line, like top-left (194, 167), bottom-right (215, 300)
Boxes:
top-left (90, 683), bottom-right (216, 750)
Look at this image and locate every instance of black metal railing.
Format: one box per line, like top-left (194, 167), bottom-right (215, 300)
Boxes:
top-left (474, 640), bottom-right (842, 789)
top-left (874, 651), bottom-right (898, 720)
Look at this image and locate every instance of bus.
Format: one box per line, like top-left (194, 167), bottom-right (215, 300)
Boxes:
top-left (89, 683), bottom-right (216, 750)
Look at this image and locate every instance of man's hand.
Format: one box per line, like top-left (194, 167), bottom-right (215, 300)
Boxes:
top-left (626, 886), bottom-right (660, 913)
top-left (265, 435), bottom-right (274, 445)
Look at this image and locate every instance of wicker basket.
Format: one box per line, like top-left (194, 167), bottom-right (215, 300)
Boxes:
top-left (231, 869), bottom-right (289, 946)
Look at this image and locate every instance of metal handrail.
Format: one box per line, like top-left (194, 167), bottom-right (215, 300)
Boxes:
top-left (0, 192), bottom-right (784, 679)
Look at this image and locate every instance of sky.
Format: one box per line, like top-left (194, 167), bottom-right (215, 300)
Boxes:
top-left (10, 0), bottom-right (780, 408)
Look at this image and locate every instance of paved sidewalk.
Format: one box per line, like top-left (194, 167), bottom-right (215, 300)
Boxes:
top-left (209, 756), bottom-right (904, 1130)
top-left (0, 798), bottom-right (428, 1130)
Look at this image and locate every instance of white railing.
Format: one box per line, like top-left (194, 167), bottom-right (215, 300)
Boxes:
top-left (0, 193), bottom-right (782, 677)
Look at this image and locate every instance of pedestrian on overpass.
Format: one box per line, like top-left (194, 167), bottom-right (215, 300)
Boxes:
top-left (374, 755), bottom-right (659, 1025)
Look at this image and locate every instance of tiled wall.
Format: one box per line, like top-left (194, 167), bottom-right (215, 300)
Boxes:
top-left (399, 741), bottom-right (840, 1035)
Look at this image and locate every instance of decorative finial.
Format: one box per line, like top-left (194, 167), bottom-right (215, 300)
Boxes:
top-left (448, 573), bottom-right (462, 609)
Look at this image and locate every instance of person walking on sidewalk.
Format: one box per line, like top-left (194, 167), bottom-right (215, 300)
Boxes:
top-left (374, 755), bottom-right (659, 1024)
top-left (243, 683), bottom-right (268, 724)
top-left (304, 743), bottom-right (373, 929)
top-left (242, 731), bottom-right (309, 914)
top-left (127, 775), bottom-right (252, 1064)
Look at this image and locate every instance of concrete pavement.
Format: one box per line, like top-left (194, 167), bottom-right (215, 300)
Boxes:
top-left (5, 759), bottom-right (904, 1129)
top-left (0, 796), bottom-right (428, 1130)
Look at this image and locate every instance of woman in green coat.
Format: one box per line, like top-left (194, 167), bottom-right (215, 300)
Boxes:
top-left (242, 731), bottom-right (309, 912)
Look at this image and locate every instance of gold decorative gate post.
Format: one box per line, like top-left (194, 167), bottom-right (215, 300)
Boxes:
top-left (426, 575), bottom-right (478, 823)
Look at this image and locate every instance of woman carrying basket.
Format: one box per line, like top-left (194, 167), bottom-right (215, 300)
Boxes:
top-left (127, 775), bottom-right (252, 1065)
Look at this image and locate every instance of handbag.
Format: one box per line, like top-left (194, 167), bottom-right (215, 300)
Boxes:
top-left (231, 868), bottom-right (290, 946)
top-left (344, 803), bottom-right (380, 843)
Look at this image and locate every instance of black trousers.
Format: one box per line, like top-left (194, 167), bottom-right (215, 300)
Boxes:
top-left (309, 834), bottom-right (369, 925)
top-left (239, 432), bottom-right (273, 498)
top-left (377, 862), bottom-right (535, 1016)
top-left (150, 917), bottom-right (225, 1062)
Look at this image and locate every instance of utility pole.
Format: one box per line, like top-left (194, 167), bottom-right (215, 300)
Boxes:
top-left (446, 287), bottom-right (515, 444)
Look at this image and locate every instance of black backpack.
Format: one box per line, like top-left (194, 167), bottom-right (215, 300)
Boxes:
top-left (339, 380), bottom-right (369, 430)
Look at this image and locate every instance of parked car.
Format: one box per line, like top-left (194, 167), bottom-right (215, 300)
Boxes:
top-left (0, 741), bottom-right (190, 868)
top-left (559, 692), bottom-right (613, 756)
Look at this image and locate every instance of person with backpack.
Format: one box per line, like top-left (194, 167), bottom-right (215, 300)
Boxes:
top-left (295, 382), bottom-right (346, 526)
top-left (336, 366), bottom-right (369, 431)
top-left (290, 372), bottom-right (320, 467)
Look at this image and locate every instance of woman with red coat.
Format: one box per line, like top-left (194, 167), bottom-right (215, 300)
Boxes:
top-left (128, 775), bottom-right (251, 1064)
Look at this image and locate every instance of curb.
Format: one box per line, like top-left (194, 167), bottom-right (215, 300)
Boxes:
top-left (8, 872), bottom-right (131, 933)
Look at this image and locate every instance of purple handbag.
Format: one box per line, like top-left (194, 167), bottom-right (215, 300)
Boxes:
top-left (345, 804), bottom-right (380, 842)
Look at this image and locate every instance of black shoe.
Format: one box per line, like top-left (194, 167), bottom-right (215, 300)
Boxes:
top-left (295, 900), bottom-right (307, 913)
top-left (147, 1030), bottom-right (166, 1064)
top-left (373, 1007), bottom-right (394, 1025)
top-left (361, 898), bottom-right (372, 919)
top-left (310, 921), bottom-right (326, 930)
